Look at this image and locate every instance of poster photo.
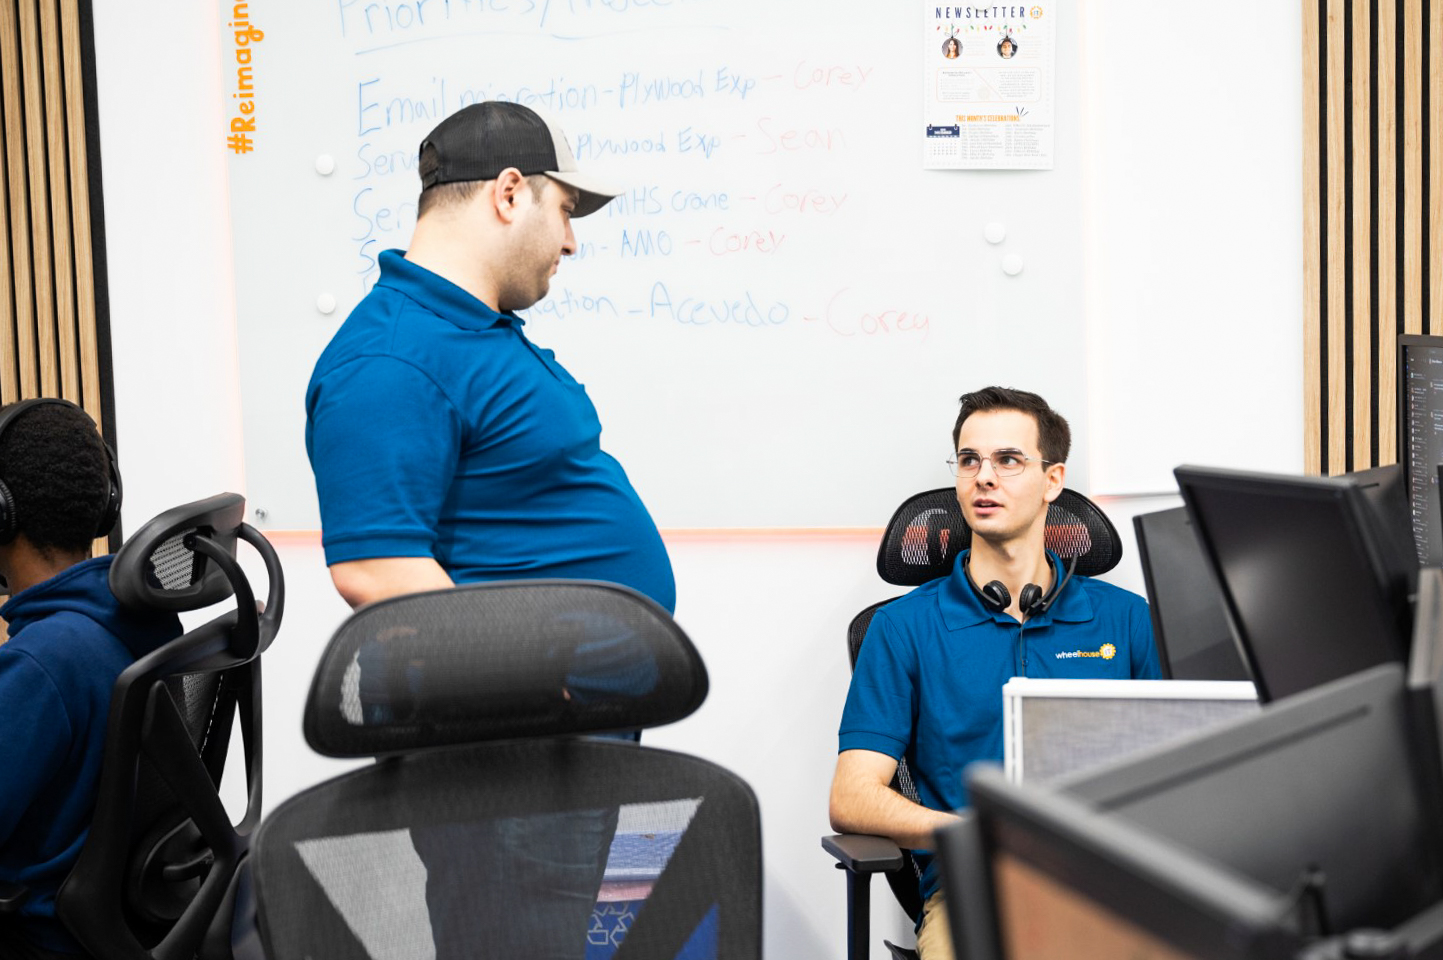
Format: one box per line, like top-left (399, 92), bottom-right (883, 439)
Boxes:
top-left (924, 4), bottom-right (1056, 170)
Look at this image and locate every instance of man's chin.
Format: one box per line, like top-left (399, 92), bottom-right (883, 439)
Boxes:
top-left (968, 519), bottom-right (1027, 545)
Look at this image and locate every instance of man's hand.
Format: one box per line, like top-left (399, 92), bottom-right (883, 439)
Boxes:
top-left (329, 557), bottom-right (455, 609)
top-left (829, 749), bottom-right (961, 851)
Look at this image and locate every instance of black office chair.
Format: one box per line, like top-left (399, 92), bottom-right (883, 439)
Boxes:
top-left (52, 493), bottom-right (284, 960)
top-left (249, 579), bottom-right (762, 960)
top-left (823, 486), bottom-right (1124, 960)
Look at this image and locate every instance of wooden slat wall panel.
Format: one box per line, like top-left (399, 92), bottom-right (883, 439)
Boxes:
top-left (59, 0), bottom-right (100, 429)
top-left (1404, 0), bottom-right (1424, 338)
top-left (40, 0), bottom-right (77, 400)
top-left (0, 0), bottom-right (116, 545)
top-left (1, 3), bottom-right (38, 399)
top-left (1379, 0), bottom-right (1400, 461)
top-left (1304, 0), bottom-right (1323, 474)
top-left (1304, 0), bottom-right (1434, 473)
top-left (18, 0), bottom-right (58, 397)
top-left (1327, 0), bottom-right (1349, 477)
top-left (0, 6), bottom-right (16, 403)
top-left (1432, 0), bottom-right (1442, 340)
top-left (1352, 0), bottom-right (1372, 462)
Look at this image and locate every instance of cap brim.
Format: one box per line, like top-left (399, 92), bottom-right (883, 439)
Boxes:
top-left (544, 170), bottom-right (620, 218)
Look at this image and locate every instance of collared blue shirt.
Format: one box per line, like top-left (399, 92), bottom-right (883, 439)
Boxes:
top-left (306, 250), bottom-right (675, 611)
top-left (839, 549), bottom-right (1160, 903)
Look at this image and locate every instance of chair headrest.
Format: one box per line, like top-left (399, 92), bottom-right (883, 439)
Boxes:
top-left (109, 493), bottom-right (245, 612)
top-left (876, 487), bottom-right (1124, 586)
top-left (303, 580), bottom-right (709, 758)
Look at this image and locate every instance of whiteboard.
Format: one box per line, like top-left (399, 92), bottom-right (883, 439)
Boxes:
top-left (225, 0), bottom-right (1087, 529)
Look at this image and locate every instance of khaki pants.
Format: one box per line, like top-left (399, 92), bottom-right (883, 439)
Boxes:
top-left (915, 890), bottom-right (955, 960)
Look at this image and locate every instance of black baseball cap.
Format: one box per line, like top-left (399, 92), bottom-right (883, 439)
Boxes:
top-left (418, 101), bottom-right (619, 217)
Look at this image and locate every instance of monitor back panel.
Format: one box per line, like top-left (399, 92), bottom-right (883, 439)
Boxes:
top-left (1133, 507), bottom-right (1251, 681)
top-left (1064, 665), bottom-right (1443, 934)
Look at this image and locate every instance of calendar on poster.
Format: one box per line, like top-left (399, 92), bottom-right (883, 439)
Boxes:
top-left (924, 4), bottom-right (1056, 170)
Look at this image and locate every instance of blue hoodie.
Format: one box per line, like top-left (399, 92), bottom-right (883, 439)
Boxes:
top-left (0, 555), bottom-right (182, 954)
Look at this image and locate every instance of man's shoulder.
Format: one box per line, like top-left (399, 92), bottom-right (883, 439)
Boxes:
top-left (311, 286), bottom-right (521, 396)
top-left (871, 576), bottom-right (949, 626)
top-left (315, 287), bottom-right (440, 369)
top-left (5, 610), bottom-right (131, 664)
top-left (1073, 575), bottom-right (1148, 613)
top-left (1, 615), bottom-right (130, 709)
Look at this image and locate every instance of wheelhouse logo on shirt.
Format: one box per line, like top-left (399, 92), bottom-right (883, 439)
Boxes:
top-left (1055, 643), bottom-right (1117, 661)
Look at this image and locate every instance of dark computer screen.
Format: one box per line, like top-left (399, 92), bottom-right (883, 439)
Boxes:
top-left (956, 767), bottom-right (1305, 960)
top-left (1399, 334), bottom-right (1443, 566)
top-left (950, 664), bottom-right (1443, 959)
top-left (1173, 465), bottom-right (1414, 703)
top-left (1132, 506), bottom-right (1250, 682)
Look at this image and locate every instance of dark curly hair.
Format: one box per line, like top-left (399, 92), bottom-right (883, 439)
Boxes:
top-left (0, 401), bottom-right (112, 555)
top-left (952, 386), bottom-right (1071, 465)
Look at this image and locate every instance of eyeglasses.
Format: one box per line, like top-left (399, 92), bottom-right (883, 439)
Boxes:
top-left (946, 449), bottom-right (1057, 478)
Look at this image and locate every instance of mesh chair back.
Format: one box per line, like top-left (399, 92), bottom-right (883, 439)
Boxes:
top-left (846, 601), bottom-right (894, 670)
top-left (254, 741), bottom-right (761, 960)
top-left (57, 493), bottom-right (284, 960)
top-left (305, 580), bottom-right (708, 757)
top-left (875, 487), bottom-right (1123, 586)
top-left (257, 580), bottom-right (760, 960)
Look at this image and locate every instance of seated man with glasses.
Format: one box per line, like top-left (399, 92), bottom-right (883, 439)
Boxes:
top-left (828, 386), bottom-right (1160, 960)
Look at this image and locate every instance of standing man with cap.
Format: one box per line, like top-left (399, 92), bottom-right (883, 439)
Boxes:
top-left (307, 100), bottom-right (674, 615)
top-left (305, 102), bottom-right (673, 958)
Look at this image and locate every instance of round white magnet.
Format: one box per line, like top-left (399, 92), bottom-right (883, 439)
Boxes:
top-left (984, 222), bottom-right (1007, 244)
top-left (1001, 254), bottom-right (1024, 276)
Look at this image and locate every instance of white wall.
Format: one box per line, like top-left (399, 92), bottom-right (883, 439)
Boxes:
top-left (90, 3), bottom-right (1303, 958)
top-left (1079, 0), bottom-right (1305, 493)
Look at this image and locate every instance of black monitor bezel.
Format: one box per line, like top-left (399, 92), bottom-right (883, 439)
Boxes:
top-left (1173, 465), bottom-right (1408, 703)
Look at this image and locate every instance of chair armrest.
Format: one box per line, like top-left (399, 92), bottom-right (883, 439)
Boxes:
top-left (821, 833), bottom-right (905, 874)
top-left (0, 881), bottom-right (28, 914)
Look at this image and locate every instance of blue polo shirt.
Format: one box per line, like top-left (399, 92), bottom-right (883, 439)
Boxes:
top-left (839, 550), bottom-right (1159, 904)
top-left (306, 250), bottom-right (675, 611)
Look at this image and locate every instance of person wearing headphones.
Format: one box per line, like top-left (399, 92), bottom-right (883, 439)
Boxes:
top-left (0, 400), bottom-right (181, 960)
top-left (828, 386), bottom-right (1159, 960)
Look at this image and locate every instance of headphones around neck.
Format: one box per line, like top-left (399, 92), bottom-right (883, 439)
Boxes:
top-left (964, 551), bottom-right (1078, 621)
top-left (0, 398), bottom-right (122, 545)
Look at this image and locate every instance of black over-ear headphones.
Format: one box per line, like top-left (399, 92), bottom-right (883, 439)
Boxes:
top-left (0, 398), bottom-right (122, 545)
top-left (964, 552), bottom-right (1079, 621)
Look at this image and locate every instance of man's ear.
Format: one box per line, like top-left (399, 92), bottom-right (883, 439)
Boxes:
top-left (492, 168), bottom-right (527, 222)
top-left (1043, 462), bottom-right (1066, 502)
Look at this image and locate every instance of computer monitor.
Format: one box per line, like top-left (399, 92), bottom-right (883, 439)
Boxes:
top-left (1132, 506), bottom-right (1251, 681)
top-left (943, 663), bottom-right (1443, 959)
top-left (1173, 465), bottom-right (1415, 703)
top-left (1399, 334), bottom-right (1443, 566)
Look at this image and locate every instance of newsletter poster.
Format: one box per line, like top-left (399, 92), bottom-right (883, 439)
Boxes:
top-left (923, 4), bottom-right (1056, 170)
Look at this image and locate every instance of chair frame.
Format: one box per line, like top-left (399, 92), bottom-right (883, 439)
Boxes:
top-left (55, 493), bottom-right (283, 960)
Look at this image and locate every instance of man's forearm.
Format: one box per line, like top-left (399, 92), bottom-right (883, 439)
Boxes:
top-left (830, 774), bottom-right (961, 851)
